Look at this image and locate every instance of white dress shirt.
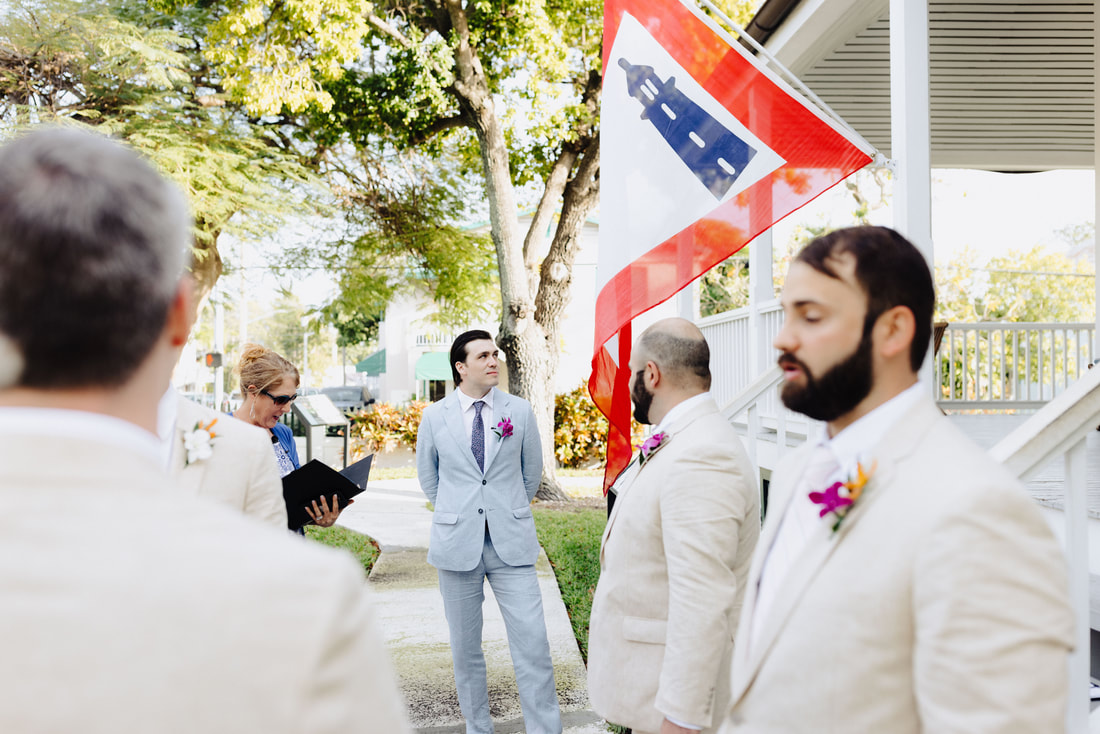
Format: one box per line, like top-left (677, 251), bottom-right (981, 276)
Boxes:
top-left (455, 385), bottom-right (498, 472)
top-left (751, 381), bottom-right (925, 646)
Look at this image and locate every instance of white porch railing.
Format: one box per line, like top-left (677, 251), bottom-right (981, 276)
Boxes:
top-left (936, 323), bottom-right (1095, 410)
top-left (990, 363), bottom-right (1100, 733)
top-left (701, 307), bottom-right (1096, 415)
top-left (414, 333), bottom-right (454, 348)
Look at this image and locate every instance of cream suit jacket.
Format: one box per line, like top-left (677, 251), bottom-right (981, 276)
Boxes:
top-left (0, 432), bottom-right (410, 734)
top-left (588, 396), bottom-right (760, 733)
top-left (173, 395), bottom-right (287, 529)
top-left (722, 398), bottom-right (1074, 734)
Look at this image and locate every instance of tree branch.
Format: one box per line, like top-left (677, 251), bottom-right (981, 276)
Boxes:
top-left (407, 113), bottom-right (470, 146)
top-left (366, 12), bottom-right (413, 50)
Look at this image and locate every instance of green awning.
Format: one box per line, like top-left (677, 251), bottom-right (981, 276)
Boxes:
top-left (355, 348), bottom-right (386, 375)
top-left (415, 351), bottom-right (452, 381)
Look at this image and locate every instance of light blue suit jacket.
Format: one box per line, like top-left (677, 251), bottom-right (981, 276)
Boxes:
top-left (416, 387), bottom-right (543, 571)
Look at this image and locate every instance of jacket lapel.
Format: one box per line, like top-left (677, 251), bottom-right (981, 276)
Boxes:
top-left (483, 389), bottom-right (509, 475)
top-left (599, 397), bottom-right (720, 561)
top-left (443, 392), bottom-right (482, 474)
top-left (730, 397), bottom-right (942, 704)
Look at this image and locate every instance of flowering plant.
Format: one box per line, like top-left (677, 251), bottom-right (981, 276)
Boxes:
top-left (183, 418), bottom-right (218, 466)
top-left (638, 431), bottom-right (668, 465)
top-left (809, 460), bottom-right (876, 533)
top-left (492, 417), bottom-right (513, 440)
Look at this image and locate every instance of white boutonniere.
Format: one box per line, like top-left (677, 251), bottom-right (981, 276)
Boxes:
top-left (182, 418), bottom-right (218, 466)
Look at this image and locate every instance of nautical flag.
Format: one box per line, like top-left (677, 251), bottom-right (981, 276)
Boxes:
top-left (591, 0), bottom-right (873, 493)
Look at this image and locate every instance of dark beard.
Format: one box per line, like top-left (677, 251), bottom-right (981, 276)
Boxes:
top-left (779, 329), bottom-right (874, 422)
top-left (631, 369), bottom-right (654, 424)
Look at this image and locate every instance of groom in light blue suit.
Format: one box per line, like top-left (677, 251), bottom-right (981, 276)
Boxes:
top-left (416, 330), bottom-right (561, 734)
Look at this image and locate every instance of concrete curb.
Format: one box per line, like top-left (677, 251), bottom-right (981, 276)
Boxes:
top-left (337, 478), bottom-right (606, 733)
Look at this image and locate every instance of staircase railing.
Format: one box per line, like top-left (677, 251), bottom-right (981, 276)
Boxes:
top-left (721, 365), bottom-right (785, 469)
top-left (990, 365), bottom-right (1100, 732)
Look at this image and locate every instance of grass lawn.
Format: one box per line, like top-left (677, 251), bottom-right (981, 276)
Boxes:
top-left (532, 504), bottom-right (606, 662)
top-left (305, 525), bottom-right (382, 575)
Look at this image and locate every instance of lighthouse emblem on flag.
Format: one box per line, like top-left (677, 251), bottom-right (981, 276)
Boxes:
top-left (618, 57), bottom-right (758, 200)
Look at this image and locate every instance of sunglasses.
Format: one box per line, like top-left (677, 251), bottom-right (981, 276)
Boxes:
top-left (261, 388), bottom-right (298, 406)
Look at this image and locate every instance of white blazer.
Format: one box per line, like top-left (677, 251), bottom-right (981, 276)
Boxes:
top-left (0, 431), bottom-right (411, 733)
top-left (722, 398), bottom-right (1074, 734)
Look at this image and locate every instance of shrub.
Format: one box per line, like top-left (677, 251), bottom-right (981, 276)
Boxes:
top-left (348, 401), bottom-right (429, 454)
top-left (554, 383), bottom-right (609, 468)
top-left (554, 383), bottom-right (643, 469)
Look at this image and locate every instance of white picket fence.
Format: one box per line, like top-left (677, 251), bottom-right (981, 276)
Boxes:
top-left (699, 303), bottom-right (1095, 413)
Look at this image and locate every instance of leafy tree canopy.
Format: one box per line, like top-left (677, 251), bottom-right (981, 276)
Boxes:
top-left (936, 244), bottom-right (1095, 323)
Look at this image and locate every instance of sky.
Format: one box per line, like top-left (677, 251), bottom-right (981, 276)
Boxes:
top-left (772, 168), bottom-right (1096, 265)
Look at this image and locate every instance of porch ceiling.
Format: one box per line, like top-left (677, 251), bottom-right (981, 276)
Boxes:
top-left (751, 0), bottom-right (1095, 171)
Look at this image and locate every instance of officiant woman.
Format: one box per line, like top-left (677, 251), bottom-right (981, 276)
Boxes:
top-left (232, 343), bottom-right (350, 532)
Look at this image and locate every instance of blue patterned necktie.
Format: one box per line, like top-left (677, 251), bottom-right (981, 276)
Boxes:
top-left (471, 400), bottom-right (485, 472)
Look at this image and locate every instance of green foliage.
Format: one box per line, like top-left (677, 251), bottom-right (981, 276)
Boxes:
top-left (154, 0), bottom-right (373, 115)
top-left (934, 245), bottom-right (1095, 402)
top-left (554, 383), bottom-right (609, 468)
top-left (935, 245), bottom-right (1094, 323)
top-left (0, 0), bottom-right (325, 265)
top-left (700, 255), bottom-right (750, 317)
top-left (532, 505), bottom-right (605, 661)
top-left (304, 525), bottom-right (381, 575)
top-left (553, 384), bottom-right (645, 469)
top-left (348, 401), bottom-right (428, 453)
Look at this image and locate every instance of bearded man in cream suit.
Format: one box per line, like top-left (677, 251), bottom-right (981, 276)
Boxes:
top-left (162, 390), bottom-right (288, 528)
top-left (588, 318), bottom-right (759, 734)
top-left (0, 128), bottom-right (409, 734)
top-left (721, 226), bottom-right (1073, 734)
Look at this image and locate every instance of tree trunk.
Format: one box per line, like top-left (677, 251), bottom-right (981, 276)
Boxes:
top-left (441, 0), bottom-right (570, 502)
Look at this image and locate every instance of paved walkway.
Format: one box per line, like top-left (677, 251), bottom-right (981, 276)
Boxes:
top-left (336, 477), bottom-right (606, 733)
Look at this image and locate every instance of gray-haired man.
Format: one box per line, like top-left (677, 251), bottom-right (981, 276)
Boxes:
top-left (0, 128), bottom-right (410, 733)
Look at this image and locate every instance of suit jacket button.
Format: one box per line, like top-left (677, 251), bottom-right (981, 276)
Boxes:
top-left (478, 508), bottom-right (484, 514)
top-left (481, 479), bottom-right (487, 485)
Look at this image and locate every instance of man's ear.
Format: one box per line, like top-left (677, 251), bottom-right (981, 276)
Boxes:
top-left (645, 360), bottom-right (661, 389)
top-left (874, 305), bottom-right (916, 361)
top-left (165, 276), bottom-right (196, 348)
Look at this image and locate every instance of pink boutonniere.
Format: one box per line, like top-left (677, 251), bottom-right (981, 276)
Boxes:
top-left (492, 417), bottom-right (513, 440)
top-left (809, 461), bottom-right (876, 533)
top-left (638, 431), bottom-right (668, 465)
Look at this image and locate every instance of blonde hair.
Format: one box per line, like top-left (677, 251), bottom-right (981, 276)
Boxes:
top-left (236, 343), bottom-right (299, 396)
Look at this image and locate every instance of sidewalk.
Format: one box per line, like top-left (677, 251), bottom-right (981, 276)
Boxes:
top-left (336, 477), bottom-right (606, 733)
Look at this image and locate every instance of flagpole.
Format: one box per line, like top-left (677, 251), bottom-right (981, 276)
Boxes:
top-left (689, 0), bottom-right (882, 163)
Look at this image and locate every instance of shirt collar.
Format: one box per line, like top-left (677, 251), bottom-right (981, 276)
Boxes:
top-left (456, 385), bottom-right (494, 412)
top-left (653, 391), bottom-right (711, 436)
top-left (0, 406), bottom-right (163, 464)
top-left (819, 381), bottom-right (924, 474)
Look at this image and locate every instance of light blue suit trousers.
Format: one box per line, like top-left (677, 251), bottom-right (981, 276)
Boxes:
top-left (417, 388), bottom-right (561, 734)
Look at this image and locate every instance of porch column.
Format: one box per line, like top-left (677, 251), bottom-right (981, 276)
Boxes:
top-left (889, 0), bottom-right (932, 259)
top-left (749, 228), bottom-right (774, 373)
top-left (1095, 0), bottom-right (1100, 358)
top-left (890, 0), bottom-right (933, 384)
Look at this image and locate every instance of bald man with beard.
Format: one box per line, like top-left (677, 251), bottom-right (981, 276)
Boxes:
top-left (588, 318), bottom-right (759, 734)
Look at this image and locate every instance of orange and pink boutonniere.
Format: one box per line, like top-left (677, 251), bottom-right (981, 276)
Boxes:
top-left (809, 461), bottom-right (876, 533)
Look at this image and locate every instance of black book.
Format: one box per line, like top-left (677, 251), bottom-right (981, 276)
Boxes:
top-left (281, 454), bottom-right (374, 531)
